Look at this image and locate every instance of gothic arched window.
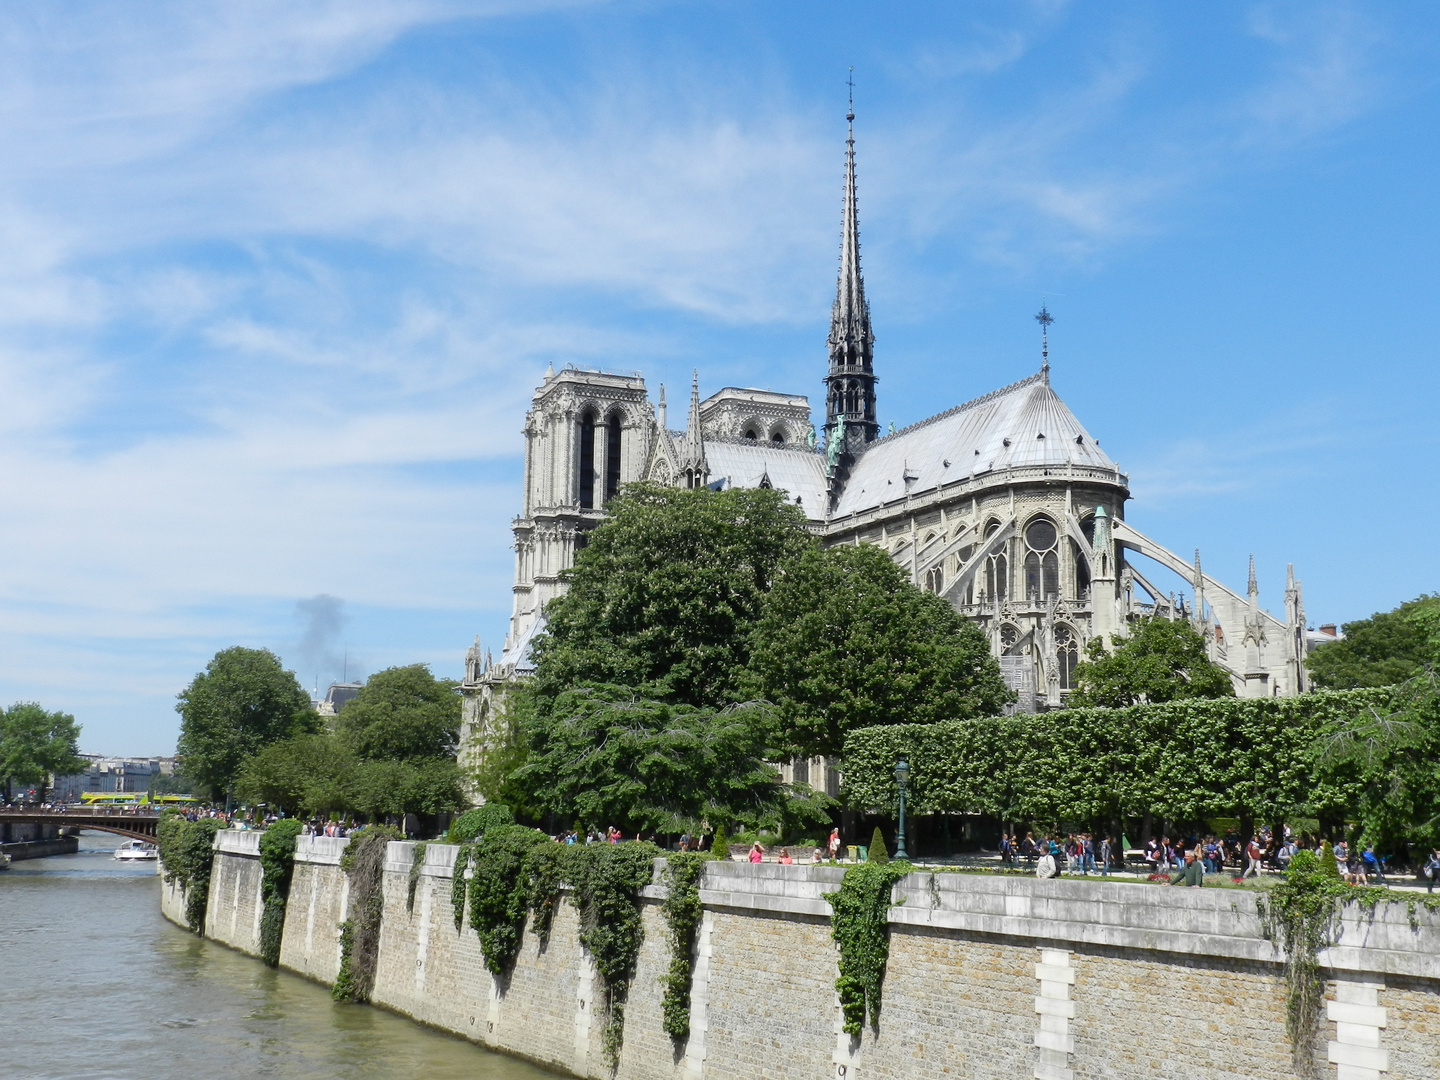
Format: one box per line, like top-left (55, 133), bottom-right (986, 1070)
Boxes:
top-left (1055, 624), bottom-right (1079, 690)
top-left (1023, 516), bottom-right (1059, 601)
top-left (604, 412), bottom-right (622, 503)
top-left (578, 409), bottom-right (597, 509)
top-left (1071, 540), bottom-right (1091, 598)
top-left (771, 430), bottom-right (784, 444)
top-left (987, 552), bottom-right (1007, 602)
top-left (925, 565), bottom-right (944, 594)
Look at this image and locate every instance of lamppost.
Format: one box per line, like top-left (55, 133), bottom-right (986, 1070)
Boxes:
top-left (893, 758), bottom-right (910, 861)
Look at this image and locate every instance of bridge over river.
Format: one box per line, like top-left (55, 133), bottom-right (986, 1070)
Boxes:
top-left (0, 807), bottom-right (162, 842)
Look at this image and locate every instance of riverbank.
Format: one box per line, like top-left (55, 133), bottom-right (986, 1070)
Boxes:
top-left (169, 830), bottom-right (1440, 1080)
top-left (1, 835), bottom-right (78, 859)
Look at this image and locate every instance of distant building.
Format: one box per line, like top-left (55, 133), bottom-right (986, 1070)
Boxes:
top-left (315, 682), bottom-right (363, 723)
top-left (51, 755), bottom-right (176, 802)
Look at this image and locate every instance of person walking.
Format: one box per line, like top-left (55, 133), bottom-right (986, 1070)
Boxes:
top-left (1243, 836), bottom-right (1263, 879)
top-left (1081, 834), bottom-right (1096, 876)
top-left (828, 828), bottom-right (841, 862)
top-left (1099, 835), bottom-right (1113, 877)
top-left (1361, 843), bottom-right (1384, 884)
top-left (1425, 849), bottom-right (1440, 893)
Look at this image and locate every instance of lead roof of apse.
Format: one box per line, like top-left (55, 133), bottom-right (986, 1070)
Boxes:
top-left (831, 373), bottom-right (1119, 519)
top-left (701, 438), bottom-right (828, 519)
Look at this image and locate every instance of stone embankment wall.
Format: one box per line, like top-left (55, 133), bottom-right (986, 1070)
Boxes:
top-left (165, 836), bottom-right (1440, 1080)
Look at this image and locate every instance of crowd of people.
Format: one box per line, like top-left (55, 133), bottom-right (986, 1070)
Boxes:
top-left (996, 827), bottom-right (1440, 890)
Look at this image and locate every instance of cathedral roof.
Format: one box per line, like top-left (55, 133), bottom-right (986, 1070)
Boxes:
top-left (703, 438), bottom-right (828, 519)
top-left (831, 372), bottom-right (1119, 518)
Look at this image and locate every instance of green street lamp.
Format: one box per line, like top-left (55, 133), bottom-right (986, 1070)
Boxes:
top-left (893, 758), bottom-right (911, 861)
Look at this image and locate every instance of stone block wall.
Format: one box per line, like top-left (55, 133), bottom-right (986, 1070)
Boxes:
top-left (204, 829), bottom-right (264, 953)
top-left (165, 837), bottom-right (1440, 1080)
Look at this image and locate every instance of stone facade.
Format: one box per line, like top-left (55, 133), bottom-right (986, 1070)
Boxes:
top-left (169, 836), bottom-right (1440, 1080)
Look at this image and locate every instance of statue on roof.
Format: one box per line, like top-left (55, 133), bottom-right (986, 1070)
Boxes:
top-left (825, 417), bottom-right (846, 468)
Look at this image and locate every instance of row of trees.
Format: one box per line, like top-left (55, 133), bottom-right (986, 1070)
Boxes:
top-left (175, 647), bottom-right (464, 819)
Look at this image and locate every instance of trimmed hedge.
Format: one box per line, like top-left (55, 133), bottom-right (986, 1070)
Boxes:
top-left (841, 688), bottom-right (1393, 827)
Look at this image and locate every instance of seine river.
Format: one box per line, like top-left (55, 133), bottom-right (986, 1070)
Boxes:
top-left (0, 832), bottom-right (553, 1080)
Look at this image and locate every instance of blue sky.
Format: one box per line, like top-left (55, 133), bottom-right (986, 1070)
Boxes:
top-left (0, 1), bottom-right (1435, 754)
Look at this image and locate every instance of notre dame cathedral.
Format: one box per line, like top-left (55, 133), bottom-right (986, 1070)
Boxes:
top-left (459, 102), bottom-right (1313, 754)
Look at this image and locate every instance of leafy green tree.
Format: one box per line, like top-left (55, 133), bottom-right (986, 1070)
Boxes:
top-left (176, 647), bottom-right (316, 801)
top-left (348, 758), bottom-right (466, 818)
top-left (1307, 595), bottom-right (1440, 690)
top-left (0, 702), bottom-right (85, 802)
top-left (236, 733), bottom-right (357, 816)
top-left (744, 544), bottom-right (1010, 758)
top-left (1069, 617), bottom-right (1234, 707)
top-left (531, 483), bottom-right (813, 709)
top-left (507, 684), bottom-right (819, 833)
top-left (335, 664), bottom-right (461, 762)
top-left (1312, 672), bottom-right (1440, 854)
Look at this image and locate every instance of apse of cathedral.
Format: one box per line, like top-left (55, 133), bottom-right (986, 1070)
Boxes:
top-left (462, 100), bottom-right (1312, 725)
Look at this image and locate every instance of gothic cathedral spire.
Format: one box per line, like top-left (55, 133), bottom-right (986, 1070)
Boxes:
top-left (824, 83), bottom-right (877, 462)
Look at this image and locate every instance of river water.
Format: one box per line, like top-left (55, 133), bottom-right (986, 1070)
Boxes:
top-left (0, 832), bottom-right (555, 1080)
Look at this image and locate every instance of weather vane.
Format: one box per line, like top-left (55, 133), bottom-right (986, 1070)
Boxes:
top-left (1035, 304), bottom-right (1053, 375)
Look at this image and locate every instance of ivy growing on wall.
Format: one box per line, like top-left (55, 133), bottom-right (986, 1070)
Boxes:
top-left (468, 825), bottom-right (549, 977)
top-left (825, 861), bottom-right (911, 1036)
top-left (451, 845), bottom-right (472, 932)
top-left (567, 842), bottom-right (659, 1069)
top-left (406, 842), bottom-right (428, 915)
top-left (157, 813), bottom-right (226, 934)
top-left (523, 840), bottom-right (567, 948)
top-left (659, 851), bottom-right (710, 1040)
top-left (1255, 847), bottom-right (1388, 1069)
top-left (332, 825), bottom-right (401, 1003)
top-left (257, 818), bottom-right (303, 967)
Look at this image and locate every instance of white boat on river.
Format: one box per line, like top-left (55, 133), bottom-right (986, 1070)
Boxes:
top-left (113, 840), bottom-right (158, 861)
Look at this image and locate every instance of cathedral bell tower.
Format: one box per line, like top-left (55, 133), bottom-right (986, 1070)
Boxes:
top-left (823, 86), bottom-right (878, 483)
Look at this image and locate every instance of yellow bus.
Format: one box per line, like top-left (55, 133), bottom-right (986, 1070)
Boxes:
top-left (77, 792), bottom-right (199, 807)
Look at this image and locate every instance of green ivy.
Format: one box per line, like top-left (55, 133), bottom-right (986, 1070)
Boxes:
top-left (468, 825), bottom-right (550, 977)
top-left (157, 814), bottom-right (226, 934)
top-left (1255, 848), bottom-right (1388, 1067)
top-left (451, 845), bottom-right (472, 933)
top-left (567, 841), bottom-right (661, 1068)
top-left (825, 860), bottom-right (911, 1036)
top-left (660, 851), bottom-right (710, 1040)
top-left (332, 825), bottom-right (401, 1003)
top-left (523, 840), bottom-right (567, 947)
top-left (406, 842), bottom-right (428, 915)
top-left (257, 818), bottom-right (303, 967)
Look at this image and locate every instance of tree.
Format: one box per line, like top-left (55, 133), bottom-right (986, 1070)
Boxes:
top-left (335, 664), bottom-right (461, 762)
top-left (236, 733), bottom-right (357, 816)
top-left (744, 544), bottom-right (1010, 758)
top-left (0, 703), bottom-right (85, 803)
top-left (1068, 618), bottom-right (1234, 707)
top-left (531, 483), bottom-right (813, 710)
top-left (1307, 595), bottom-right (1440, 690)
top-left (507, 684), bottom-right (822, 834)
top-left (176, 647), bottom-right (316, 801)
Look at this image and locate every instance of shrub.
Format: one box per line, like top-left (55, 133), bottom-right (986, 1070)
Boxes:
top-left (867, 826), bottom-right (889, 865)
top-left (445, 803), bottom-right (514, 845)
